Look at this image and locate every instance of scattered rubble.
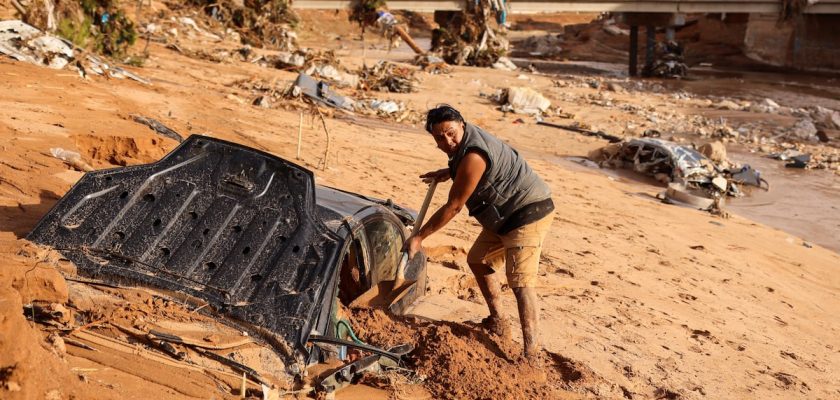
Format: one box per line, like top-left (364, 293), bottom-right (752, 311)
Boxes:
top-left (0, 20), bottom-right (149, 84)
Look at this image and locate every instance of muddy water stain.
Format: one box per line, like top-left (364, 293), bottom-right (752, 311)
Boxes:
top-left (725, 150), bottom-right (840, 253)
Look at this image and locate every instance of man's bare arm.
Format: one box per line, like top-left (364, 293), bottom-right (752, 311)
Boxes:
top-left (406, 151), bottom-right (486, 257)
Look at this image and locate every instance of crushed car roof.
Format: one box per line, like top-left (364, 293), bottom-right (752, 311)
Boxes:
top-left (28, 135), bottom-right (343, 365)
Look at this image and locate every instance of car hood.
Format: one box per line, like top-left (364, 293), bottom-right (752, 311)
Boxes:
top-left (28, 135), bottom-right (343, 367)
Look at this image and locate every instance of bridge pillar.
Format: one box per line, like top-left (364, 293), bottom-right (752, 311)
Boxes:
top-left (629, 26), bottom-right (638, 76)
top-left (617, 13), bottom-right (685, 77)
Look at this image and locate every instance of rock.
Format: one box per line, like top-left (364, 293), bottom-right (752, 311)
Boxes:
top-left (790, 119), bottom-right (818, 140)
top-left (830, 112), bottom-right (840, 130)
top-left (712, 176), bottom-right (728, 191)
top-left (816, 130), bottom-right (830, 143)
top-left (763, 98), bottom-right (780, 109)
top-left (518, 34), bottom-right (563, 57)
top-left (750, 98), bottom-right (780, 114)
top-left (716, 100), bottom-right (741, 111)
top-left (810, 105), bottom-right (840, 129)
top-left (492, 57), bottom-right (517, 71)
top-left (252, 95), bottom-right (271, 108)
top-left (699, 141), bottom-right (727, 162)
top-left (607, 82), bottom-right (627, 93)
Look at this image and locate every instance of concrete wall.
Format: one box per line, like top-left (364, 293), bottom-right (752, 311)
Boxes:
top-left (697, 13), bottom-right (750, 48)
top-left (744, 13), bottom-right (840, 70)
top-left (792, 14), bottom-right (840, 70)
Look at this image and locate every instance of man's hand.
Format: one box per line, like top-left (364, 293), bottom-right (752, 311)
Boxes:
top-left (419, 168), bottom-right (450, 183)
top-left (404, 235), bottom-right (424, 260)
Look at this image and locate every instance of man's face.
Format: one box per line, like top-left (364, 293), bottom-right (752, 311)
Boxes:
top-left (429, 120), bottom-right (463, 156)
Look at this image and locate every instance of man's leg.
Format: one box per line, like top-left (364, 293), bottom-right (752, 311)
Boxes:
top-left (468, 261), bottom-right (504, 325)
top-left (513, 286), bottom-right (539, 360)
top-left (467, 230), bottom-right (506, 335)
top-left (502, 212), bottom-right (554, 360)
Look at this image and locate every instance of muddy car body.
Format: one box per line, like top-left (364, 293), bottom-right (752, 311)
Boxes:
top-left (28, 135), bottom-right (426, 376)
top-left (619, 138), bottom-right (713, 183)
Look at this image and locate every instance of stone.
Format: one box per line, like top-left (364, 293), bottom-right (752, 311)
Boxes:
top-left (790, 119), bottom-right (818, 140)
top-left (716, 100), bottom-right (741, 111)
top-left (699, 141), bottom-right (727, 162)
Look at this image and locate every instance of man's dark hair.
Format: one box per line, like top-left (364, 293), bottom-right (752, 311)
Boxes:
top-left (425, 105), bottom-right (465, 133)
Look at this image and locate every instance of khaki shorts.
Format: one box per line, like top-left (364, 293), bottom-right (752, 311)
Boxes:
top-left (466, 212), bottom-right (554, 288)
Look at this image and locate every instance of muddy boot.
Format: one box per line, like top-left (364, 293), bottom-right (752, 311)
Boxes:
top-left (480, 315), bottom-right (510, 337)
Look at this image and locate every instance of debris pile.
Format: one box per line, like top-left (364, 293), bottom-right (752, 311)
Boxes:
top-left (644, 40), bottom-right (687, 78)
top-left (0, 20), bottom-right (149, 83)
top-left (358, 61), bottom-right (418, 93)
top-left (185, 0), bottom-right (298, 49)
top-left (430, 0), bottom-right (509, 67)
top-left (233, 74), bottom-right (423, 124)
top-left (549, 73), bottom-right (840, 174)
top-left (0, 20), bottom-right (73, 69)
top-left (589, 138), bottom-right (769, 213)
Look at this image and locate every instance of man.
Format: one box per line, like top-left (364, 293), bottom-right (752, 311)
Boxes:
top-left (405, 105), bottom-right (555, 362)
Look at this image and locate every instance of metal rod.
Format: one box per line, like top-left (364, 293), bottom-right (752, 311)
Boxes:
top-left (296, 112), bottom-right (303, 160)
top-left (629, 25), bottom-right (638, 77)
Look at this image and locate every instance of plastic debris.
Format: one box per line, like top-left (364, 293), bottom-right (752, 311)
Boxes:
top-left (49, 148), bottom-right (94, 172)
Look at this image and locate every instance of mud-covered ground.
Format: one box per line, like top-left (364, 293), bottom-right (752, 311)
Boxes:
top-left (1, 4), bottom-right (839, 400)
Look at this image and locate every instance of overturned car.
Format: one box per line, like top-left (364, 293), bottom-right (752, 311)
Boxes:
top-left (28, 135), bottom-right (426, 382)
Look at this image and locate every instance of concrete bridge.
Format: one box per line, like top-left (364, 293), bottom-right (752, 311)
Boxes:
top-left (291, 0), bottom-right (840, 73)
top-left (291, 0), bottom-right (840, 14)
